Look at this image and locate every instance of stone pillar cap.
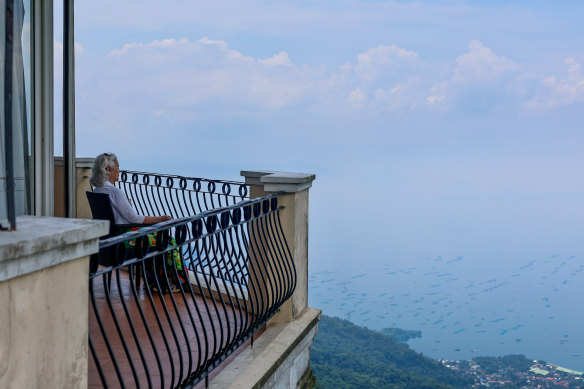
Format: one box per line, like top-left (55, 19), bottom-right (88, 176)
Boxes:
top-left (240, 170), bottom-right (316, 193)
top-left (54, 156), bottom-right (95, 168)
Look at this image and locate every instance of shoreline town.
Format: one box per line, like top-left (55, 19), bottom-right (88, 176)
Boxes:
top-left (442, 359), bottom-right (584, 388)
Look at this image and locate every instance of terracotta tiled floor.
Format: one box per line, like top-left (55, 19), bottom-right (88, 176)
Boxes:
top-left (88, 269), bottom-right (261, 388)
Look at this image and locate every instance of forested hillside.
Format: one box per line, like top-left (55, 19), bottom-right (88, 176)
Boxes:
top-left (311, 315), bottom-right (473, 389)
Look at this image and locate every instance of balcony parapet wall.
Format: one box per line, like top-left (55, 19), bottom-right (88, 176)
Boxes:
top-left (0, 215), bottom-right (107, 281)
top-left (209, 307), bottom-right (321, 389)
top-left (0, 216), bottom-right (108, 388)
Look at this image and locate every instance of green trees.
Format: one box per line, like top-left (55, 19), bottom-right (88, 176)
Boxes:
top-left (472, 354), bottom-right (532, 374)
top-left (311, 316), bottom-right (473, 389)
top-left (378, 328), bottom-right (422, 342)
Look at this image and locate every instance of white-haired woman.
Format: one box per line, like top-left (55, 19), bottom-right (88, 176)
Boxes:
top-left (91, 152), bottom-right (185, 292)
top-left (90, 152), bottom-right (172, 224)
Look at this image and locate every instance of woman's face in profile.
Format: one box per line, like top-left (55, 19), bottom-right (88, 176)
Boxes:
top-left (107, 160), bottom-right (120, 183)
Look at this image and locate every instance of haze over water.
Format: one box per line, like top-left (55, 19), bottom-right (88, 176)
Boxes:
top-left (309, 247), bottom-right (584, 371)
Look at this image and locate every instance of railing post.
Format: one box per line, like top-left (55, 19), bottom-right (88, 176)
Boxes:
top-left (241, 170), bottom-right (315, 324)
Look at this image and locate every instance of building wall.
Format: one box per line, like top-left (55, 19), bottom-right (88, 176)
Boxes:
top-left (261, 317), bottom-right (318, 389)
top-left (0, 257), bottom-right (89, 388)
top-left (0, 216), bottom-right (108, 388)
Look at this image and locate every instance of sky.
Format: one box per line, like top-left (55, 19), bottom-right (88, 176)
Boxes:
top-left (52, 1), bottom-right (584, 273)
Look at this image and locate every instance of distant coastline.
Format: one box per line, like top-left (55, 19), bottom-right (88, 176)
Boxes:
top-left (312, 315), bottom-right (584, 388)
top-left (378, 327), bottom-right (422, 342)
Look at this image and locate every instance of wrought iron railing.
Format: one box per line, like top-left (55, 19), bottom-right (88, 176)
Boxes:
top-left (115, 170), bottom-right (249, 219)
top-left (89, 177), bottom-right (295, 388)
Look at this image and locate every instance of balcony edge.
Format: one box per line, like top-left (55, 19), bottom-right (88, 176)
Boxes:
top-left (208, 306), bottom-right (322, 389)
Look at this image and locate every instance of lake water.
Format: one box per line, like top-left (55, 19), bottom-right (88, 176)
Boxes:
top-left (309, 249), bottom-right (584, 371)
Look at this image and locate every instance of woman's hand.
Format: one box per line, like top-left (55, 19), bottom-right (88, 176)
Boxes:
top-left (144, 215), bottom-right (173, 224)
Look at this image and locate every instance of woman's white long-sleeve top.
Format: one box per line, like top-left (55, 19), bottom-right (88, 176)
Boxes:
top-left (93, 181), bottom-right (145, 224)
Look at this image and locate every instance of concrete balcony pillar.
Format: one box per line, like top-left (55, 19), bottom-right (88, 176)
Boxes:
top-left (240, 170), bottom-right (315, 324)
top-left (0, 216), bottom-right (108, 388)
top-left (54, 157), bottom-right (95, 219)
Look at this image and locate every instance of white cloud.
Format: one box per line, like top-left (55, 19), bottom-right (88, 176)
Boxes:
top-left (526, 58), bottom-right (584, 110)
top-left (354, 45), bottom-right (420, 81)
top-left (327, 44), bottom-right (430, 111)
top-left (108, 38), bottom-right (189, 57)
top-left (348, 87), bottom-right (365, 106)
top-left (427, 40), bottom-right (521, 110)
top-left (78, 36), bottom-right (322, 136)
top-left (197, 36), bottom-right (226, 47)
top-left (369, 75), bottom-right (429, 112)
top-left (196, 37), bottom-right (254, 62)
top-left (108, 42), bottom-right (138, 57)
top-left (259, 51), bottom-right (293, 68)
top-left (77, 36), bottom-right (584, 139)
top-left (427, 94), bottom-right (445, 105)
top-left (453, 40), bottom-right (519, 83)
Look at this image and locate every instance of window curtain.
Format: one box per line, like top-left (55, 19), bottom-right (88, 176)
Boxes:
top-left (0, 0), bottom-right (29, 220)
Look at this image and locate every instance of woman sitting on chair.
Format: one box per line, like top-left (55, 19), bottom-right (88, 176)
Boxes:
top-left (90, 152), bottom-right (186, 292)
top-left (90, 152), bottom-right (171, 225)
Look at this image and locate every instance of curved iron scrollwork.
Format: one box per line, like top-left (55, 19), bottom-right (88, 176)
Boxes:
top-left (88, 193), bottom-right (295, 388)
top-left (116, 170), bottom-right (249, 219)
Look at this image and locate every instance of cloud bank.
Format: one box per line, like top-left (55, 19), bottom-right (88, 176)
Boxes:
top-left (75, 36), bottom-right (584, 143)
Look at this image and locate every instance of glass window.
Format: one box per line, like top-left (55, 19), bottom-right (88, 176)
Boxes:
top-left (0, 0), bottom-right (31, 221)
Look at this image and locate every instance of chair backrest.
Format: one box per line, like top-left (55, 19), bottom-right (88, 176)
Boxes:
top-left (86, 191), bottom-right (116, 238)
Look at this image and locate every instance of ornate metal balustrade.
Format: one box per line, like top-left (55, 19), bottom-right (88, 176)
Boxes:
top-left (115, 170), bottom-right (249, 219)
top-left (88, 184), bottom-right (296, 388)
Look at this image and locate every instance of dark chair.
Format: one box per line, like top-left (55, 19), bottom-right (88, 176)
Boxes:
top-left (86, 191), bottom-right (152, 289)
